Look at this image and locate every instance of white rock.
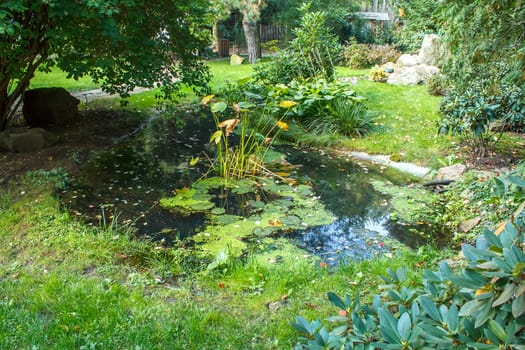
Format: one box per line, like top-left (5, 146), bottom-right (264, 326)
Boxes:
top-left (397, 54), bottom-right (420, 67)
top-left (418, 34), bottom-right (447, 67)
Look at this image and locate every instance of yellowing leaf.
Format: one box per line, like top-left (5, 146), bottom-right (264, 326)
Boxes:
top-left (201, 94), bottom-right (215, 106)
top-left (276, 172), bottom-right (291, 177)
top-left (233, 103), bottom-right (241, 116)
top-left (218, 118), bottom-right (240, 136)
top-left (283, 178), bottom-right (297, 186)
top-left (475, 285), bottom-right (492, 297)
top-left (494, 221), bottom-right (507, 236)
top-left (189, 157), bottom-right (200, 166)
top-left (279, 100), bottom-right (298, 108)
top-left (276, 120), bottom-right (289, 131)
top-left (268, 219), bottom-right (282, 227)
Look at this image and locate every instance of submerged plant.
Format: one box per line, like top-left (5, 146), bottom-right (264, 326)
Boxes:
top-left (201, 94), bottom-right (289, 181)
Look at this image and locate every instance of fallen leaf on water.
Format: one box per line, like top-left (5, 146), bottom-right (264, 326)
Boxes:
top-left (268, 219), bottom-right (282, 227)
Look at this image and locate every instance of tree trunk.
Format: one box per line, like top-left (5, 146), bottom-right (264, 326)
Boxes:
top-left (241, 13), bottom-right (259, 64)
top-left (212, 20), bottom-right (220, 53)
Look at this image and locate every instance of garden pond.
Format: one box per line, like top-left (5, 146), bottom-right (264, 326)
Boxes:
top-left (60, 108), bottom-right (430, 265)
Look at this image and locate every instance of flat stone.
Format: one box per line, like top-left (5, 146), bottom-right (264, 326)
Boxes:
top-left (0, 127), bottom-right (59, 153)
top-left (437, 164), bottom-right (466, 181)
top-left (460, 217), bottom-right (481, 233)
top-left (349, 151), bottom-right (430, 178)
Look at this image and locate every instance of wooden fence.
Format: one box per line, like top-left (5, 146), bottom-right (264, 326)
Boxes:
top-left (259, 24), bottom-right (287, 43)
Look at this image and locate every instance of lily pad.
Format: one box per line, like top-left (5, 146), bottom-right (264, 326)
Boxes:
top-left (210, 207), bottom-right (226, 215)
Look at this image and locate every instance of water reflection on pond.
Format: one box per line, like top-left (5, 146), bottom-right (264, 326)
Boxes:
top-left (61, 109), bottom-right (419, 263)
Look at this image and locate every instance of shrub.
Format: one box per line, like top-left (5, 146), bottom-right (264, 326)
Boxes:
top-left (343, 39), bottom-right (370, 69)
top-left (306, 98), bottom-right (376, 137)
top-left (366, 44), bottom-right (401, 66)
top-left (369, 66), bottom-right (387, 82)
top-left (293, 181), bottom-right (525, 349)
top-left (439, 80), bottom-right (525, 156)
top-left (253, 5), bottom-right (342, 85)
top-left (343, 39), bottom-right (401, 69)
top-left (427, 73), bottom-right (448, 96)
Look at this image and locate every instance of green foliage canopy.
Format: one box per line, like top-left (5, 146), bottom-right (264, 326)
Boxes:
top-left (395, 0), bottom-right (440, 52)
top-left (0, 0), bottom-right (212, 130)
top-left (438, 0), bottom-right (525, 87)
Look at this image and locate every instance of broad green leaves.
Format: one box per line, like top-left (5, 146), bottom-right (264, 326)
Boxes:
top-left (294, 214), bottom-right (525, 349)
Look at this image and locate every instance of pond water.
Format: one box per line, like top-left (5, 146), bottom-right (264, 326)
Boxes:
top-left (60, 108), bottom-right (419, 263)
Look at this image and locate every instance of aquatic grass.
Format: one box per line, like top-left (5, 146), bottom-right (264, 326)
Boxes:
top-left (204, 97), bottom-right (289, 181)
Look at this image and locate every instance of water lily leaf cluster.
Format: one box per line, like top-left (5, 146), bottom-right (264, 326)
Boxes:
top-left (160, 177), bottom-right (336, 257)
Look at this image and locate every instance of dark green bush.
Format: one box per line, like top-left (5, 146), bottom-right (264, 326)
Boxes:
top-left (293, 213), bottom-right (525, 349)
top-left (439, 80), bottom-right (525, 156)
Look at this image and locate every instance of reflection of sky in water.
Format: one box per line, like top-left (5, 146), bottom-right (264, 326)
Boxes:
top-left (295, 217), bottom-right (390, 265)
top-left (61, 110), bottom-right (414, 262)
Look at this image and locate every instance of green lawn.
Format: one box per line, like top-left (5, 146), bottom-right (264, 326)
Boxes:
top-left (348, 79), bottom-right (452, 167)
top-left (29, 66), bottom-right (98, 91)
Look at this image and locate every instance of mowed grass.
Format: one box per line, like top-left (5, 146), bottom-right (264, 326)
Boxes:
top-left (29, 66), bottom-right (98, 91)
top-left (349, 79), bottom-right (453, 166)
top-left (0, 176), bottom-right (446, 349)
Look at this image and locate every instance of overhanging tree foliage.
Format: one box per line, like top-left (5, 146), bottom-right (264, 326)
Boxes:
top-left (436, 0), bottom-right (525, 156)
top-left (0, 0), bottom-right (212, 131)
top-left (438, 0), bottom-right (525, 87)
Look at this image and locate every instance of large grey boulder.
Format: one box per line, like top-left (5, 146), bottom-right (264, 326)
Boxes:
top-left (23, 87), bottom-right (80, 126)
top-left (0, 127), bottom-right (59, 153)
top-left (385, 34), bottom-right (445, 85)
top-left (387, 64), bottom-right (439, 85)
top-left (418, 34), bottom-right (447, 67)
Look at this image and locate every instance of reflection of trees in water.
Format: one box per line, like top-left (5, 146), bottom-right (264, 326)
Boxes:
top-left (284, 150), bottom-right (391, 227)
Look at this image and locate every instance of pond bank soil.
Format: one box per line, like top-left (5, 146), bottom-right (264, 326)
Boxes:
top-left (1, 109), bottom-right (143, 187)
